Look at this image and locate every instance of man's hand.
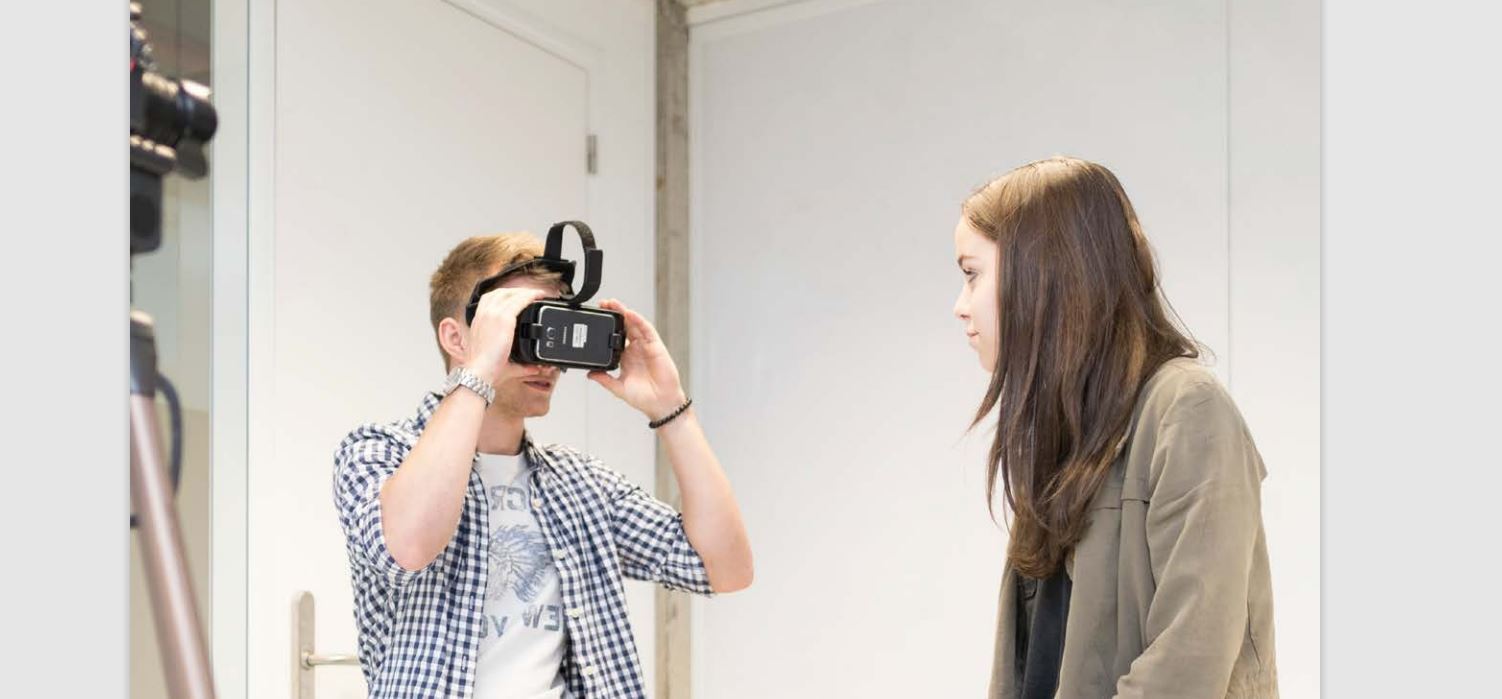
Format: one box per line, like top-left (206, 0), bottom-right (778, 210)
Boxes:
top-left (462, 286), bottom-right (549, 385)
top-left (588, 300), bottom-right (752, 593)
top-left (587, 299), bottom-right (689, 419)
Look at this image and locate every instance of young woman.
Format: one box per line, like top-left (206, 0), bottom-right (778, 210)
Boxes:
top-left (952, 157), bottom-right (1278, 698)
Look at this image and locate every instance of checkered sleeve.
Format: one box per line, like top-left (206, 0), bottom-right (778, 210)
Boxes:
top-left (586, 459), bottom-right (714, 596)
top-left (332, 431), bottom-right (431, 588)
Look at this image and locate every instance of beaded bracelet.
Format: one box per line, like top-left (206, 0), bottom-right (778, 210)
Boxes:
top-left (649, 398), bottom-right (694, 429)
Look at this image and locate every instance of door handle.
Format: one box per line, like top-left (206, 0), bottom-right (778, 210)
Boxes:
top-left (293, 591), bottom-right (359, 699)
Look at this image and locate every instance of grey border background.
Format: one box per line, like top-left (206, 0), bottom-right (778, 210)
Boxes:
top-left (4, 0), bottom-right (1502, 696)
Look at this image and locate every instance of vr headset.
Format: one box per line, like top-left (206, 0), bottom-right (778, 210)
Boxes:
top-left (463, 221), bottom-right (626, 372)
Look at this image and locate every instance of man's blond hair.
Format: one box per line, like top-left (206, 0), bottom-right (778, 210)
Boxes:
top-left (429, 233), bottom-right (563, 368)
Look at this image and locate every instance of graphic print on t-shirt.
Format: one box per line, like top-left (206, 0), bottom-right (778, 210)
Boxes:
top-left (474, 455), bottom-right (568, 651)
top-left (472, 451), bottom-right (570, 697)
top-left (487, 523), bottom-right (550, 603)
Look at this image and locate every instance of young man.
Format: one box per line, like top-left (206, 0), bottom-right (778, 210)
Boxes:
top-left (333, 234), bottom-right (753, 698)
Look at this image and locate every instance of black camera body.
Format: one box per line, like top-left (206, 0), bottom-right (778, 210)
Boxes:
top-left (130, 2), bottom-right (217, 257)
top-left (465, 221), bottom-right (627, 372)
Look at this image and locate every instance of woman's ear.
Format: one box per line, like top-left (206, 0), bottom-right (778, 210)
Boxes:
top-left (437, 317), bottom-right (467, 368)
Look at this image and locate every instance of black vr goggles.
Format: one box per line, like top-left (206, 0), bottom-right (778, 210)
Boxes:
top-left (463, 221), bottom-right (626, 372)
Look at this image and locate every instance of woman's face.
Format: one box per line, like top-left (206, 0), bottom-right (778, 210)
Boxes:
top-left (952, 218), bottom-right (999, 372)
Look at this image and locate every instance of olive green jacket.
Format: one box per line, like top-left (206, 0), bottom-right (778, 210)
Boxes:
top-left (989, 359), bottom-right (1279, 698)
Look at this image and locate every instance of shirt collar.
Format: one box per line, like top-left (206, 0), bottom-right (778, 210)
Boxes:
top-left (417, 390), bottom-right (561, 475)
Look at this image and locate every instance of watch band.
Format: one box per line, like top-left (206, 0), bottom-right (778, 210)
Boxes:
top-left (444, 367), bottom-right (495, 406)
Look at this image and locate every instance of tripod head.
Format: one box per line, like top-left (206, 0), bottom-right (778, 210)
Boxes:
top-left (130, 1), bottom-right (218, 256)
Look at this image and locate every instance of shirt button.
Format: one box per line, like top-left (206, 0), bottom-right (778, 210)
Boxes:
top-left (583, 665), bottom-right (597, 677)
top-left (552, 550), bottom-right (566, 560)
top-left (567, 607), bottom-right (583, 619)
top-left (531, 498), bottom-right (543, 508)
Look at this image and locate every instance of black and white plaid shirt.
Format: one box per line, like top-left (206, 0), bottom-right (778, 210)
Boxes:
top-left (333, 391), bottom-right (713, 698)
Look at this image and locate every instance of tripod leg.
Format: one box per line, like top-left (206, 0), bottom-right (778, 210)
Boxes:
top-left (131, 311), bottom-right (216, 699)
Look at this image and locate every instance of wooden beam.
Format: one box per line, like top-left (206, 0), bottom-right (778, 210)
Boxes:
top-left (654, 1), bottom-right (694, 698)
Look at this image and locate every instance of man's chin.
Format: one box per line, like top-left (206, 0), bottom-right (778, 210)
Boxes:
top-left (491, 391), bottom-right (553, 418)
top-left (523, 396), bottom-right (553, 418)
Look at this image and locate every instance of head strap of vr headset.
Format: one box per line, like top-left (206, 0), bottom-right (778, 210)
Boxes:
top-left (542, 220), bottom-right (602, 306)
top-left (463, 220), bottom-right (604, 325)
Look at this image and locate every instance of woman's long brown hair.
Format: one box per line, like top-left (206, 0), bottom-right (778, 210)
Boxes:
top-left (964, 157), bottom-right (1198, 579)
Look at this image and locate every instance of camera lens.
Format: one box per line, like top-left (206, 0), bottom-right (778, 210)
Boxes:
top-left (139, 72), bottom-right (218, 149)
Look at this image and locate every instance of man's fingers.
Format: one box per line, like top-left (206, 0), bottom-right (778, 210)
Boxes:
top-left (601, 300), bottom-right (660, 344)
top-left (587, 370), bottom-right (622, 396)
top-left (479, 287), bottom-right (548, 319)
top-left (599, 299), bottom-right (640, 341)
top-left (622, 308), bottom-right (662, 344)
top-left (482, 286), bottom-right (547, 304)
top-left (500, 288), bottom-right (547, 315)
top-left (619, 311), bottom-right (644, 342)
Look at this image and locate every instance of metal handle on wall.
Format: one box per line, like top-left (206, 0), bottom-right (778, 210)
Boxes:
top-left (293, 591), bottom-right (360, 699)
top-left (301, 651), bottom-right (359, 668)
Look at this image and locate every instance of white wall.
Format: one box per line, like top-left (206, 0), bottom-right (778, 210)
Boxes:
top-left (688, 0), bottom-right (1318, 697)
top-left (1228, 0), bottom-right (1320, 695)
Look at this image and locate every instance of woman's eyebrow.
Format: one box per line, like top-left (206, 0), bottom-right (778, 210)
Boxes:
top-left (956, 254), bottom-right (975, 267)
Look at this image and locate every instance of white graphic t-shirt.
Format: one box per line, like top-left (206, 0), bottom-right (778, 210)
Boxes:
top-left (473, 451), bottom-right (570, 699)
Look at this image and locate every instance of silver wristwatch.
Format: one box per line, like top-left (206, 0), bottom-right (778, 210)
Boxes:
top-left (442, 366), bottom-right (495, 406)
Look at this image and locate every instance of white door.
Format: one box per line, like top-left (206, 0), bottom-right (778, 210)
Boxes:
top-left (254, 1), bottom-right (589, 696)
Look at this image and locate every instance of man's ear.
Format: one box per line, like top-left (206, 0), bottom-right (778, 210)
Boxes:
top-left (437, 317), bottom-right (468, 368)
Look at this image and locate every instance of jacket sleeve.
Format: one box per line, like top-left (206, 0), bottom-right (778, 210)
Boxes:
top-left (587, 459), bottom-right (715, 596)
top-left (332, 432), bottom-right (432, 588)
top-left (1114, 379), bottom-right (1266, 699)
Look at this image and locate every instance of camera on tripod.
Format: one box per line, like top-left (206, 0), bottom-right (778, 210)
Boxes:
top-left (130, 1), bottom-right (217, 256)
top-left (129, 0), bottom-right (220, 519)
top-left (128, 4), bottom-right (220, 697)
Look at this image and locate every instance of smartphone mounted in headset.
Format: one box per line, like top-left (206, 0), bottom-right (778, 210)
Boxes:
top-left (463, 221), bottom-right (626, 372)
